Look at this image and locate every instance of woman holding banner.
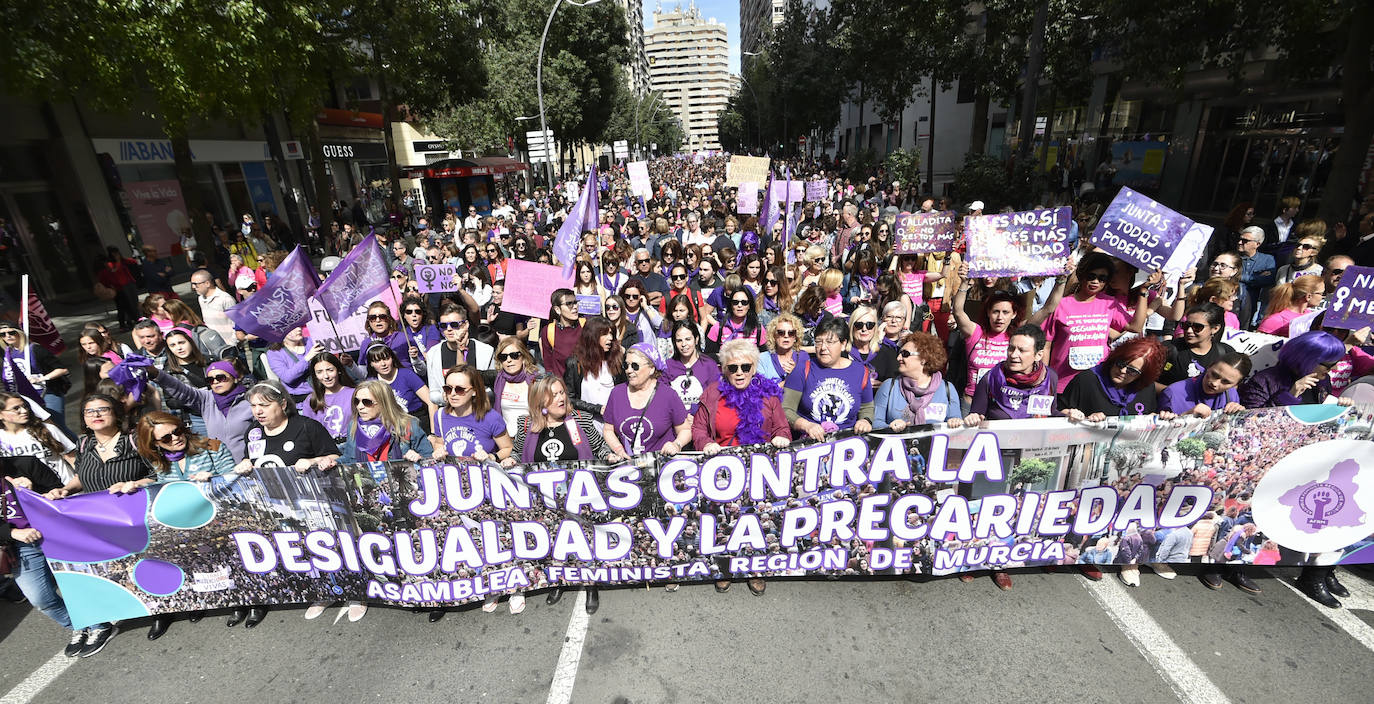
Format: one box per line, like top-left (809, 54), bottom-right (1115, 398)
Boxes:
top-left (1041, 253), bottom-right (1152, 393)
top-left (601, 343), bottom-right (690, 458)
top-left (1256, 275), bottom-right (1324, 336)
top-left (1158, 352), bottom-right (1249, 416)
top-left (963, 324), bottom-right (1060, 425)
top-left (430, 365), bottom-right (511, 463)
top-left (783, 318), bottom-right (875, 441)
top-left (1059, 336), bottom-right (1169, 423)
top-left (873, 332), bottom-right (963, 430)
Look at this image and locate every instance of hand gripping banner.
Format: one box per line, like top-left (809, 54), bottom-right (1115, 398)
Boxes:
top-left (19, 405), bottom-right (1374, 628)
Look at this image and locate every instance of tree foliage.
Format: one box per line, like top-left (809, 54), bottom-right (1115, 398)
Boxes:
top-left (1011, 457), bottom-right (1056, 486)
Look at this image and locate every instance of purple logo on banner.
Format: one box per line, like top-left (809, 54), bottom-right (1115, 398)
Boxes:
top-left (1324, 265), bottom-right (1374, 331)
top-left (965, 207), bottom-right (1073, 278)
top-left (1090, 186), bottom-right (1193, 272)
top-left (413, 263), bottom-right (459, 294)
top-left (736, 181), bottom-right (759, 214)
top-left (225, 245), bottom-right (318, 342)
top-left (894, 211), bottom-right (958, 254)
top-left (315, 233), bottom-right (390, 320)
top-left (805, 179), bottom-right (828, 202)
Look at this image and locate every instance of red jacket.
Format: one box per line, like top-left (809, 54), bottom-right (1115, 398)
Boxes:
top-left (691, 381), bottom-right (791, 449)
top-left (98, 260), bottom-right (135, 289)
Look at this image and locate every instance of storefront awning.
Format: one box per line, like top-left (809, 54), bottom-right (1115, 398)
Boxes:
top-left (406, 156), bottom-right (530, 179)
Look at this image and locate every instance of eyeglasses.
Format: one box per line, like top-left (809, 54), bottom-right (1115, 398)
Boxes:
top-left (636, 258), bottom-right (651, 264)
top-left (443, 385), bottom-right (472, 396)
top-left (392, 273), bottom-right (407, 280)
top-left (853, 321), bottom-right (877, 331)
top-left (353, 397), bottom-right (377, 408)
top-left (1114, 361), bottom-right (1143, 377)
top-left (765, 278), bottom-right (779, 286)
top-left (206, 374), bottom-right (235, 384)
top-left (775, 329), bottom-right (796, 338)
top-left (671, 274), bottom-right (688, 281)
top-left (722, 363), bottom-right (754, 374)
top-left (625, 293), bottom-right (642, 301)
top-left (1329, 268), bottom-right (1345, 276)
top-left (156, 428), bottom-right (186, 444)
top-left (1182, 322), bottom-right (1209, 334)
top-left (1082, 272), bottom-right (1111, 283)
top-left (497, 351), bottom-right (523, 362)
top-left (0, 331), bottom-right (17, 337)
top-left (403, 308), bottom-right (423, 315)
top-left (83, 407), bottom-right (114, 417)
top-left (369, 314), bottom-right (394, 322)
top-left (437, 320), bottom-right (467, 330)
top-left (559, 300), bottom-right (578, 308)
top-left (1297, 243), bottom-right (1317, 250)
top-left (898, 348), bottom-right (917, 359)
top-left (815, 337), bottom-right (842, 347)
top-left (1240, 238), bottom-right (1260, 245)
top-left (605, 304), bottom-right (621, 312)
top-left (1211, 262), bottom-right (1237, 270)
top-left (2, 404), bottom-right (27, 414)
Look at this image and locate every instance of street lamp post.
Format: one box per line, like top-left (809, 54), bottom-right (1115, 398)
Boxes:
top-left (537, 0), bottom-right (601, 188)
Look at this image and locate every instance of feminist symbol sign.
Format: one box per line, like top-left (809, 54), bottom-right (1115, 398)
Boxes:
top-left (1323, 265), bottom-right (1374, 331)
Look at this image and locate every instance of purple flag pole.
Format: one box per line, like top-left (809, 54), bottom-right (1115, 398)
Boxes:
top-left (554, 165), bottom-right (598, 278)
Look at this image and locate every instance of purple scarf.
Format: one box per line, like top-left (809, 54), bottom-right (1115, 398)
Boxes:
top-left (717, 373), bottom-right (783, 446)
top-left (206, 361), bottom-right (246, 416)
top-left (163, 448), bottom-right (187, 462)
top-left (898, 371), bottom-right (943, 424)
top-left (492, 368), bottom-right (534, 413)
top-left (354, 418), bottom-right (392, 458)
top-left (1091, 363), bottom-right (1137, 415)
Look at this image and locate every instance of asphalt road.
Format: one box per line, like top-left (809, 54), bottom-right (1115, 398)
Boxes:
top-left (3, 564), bottom-right (1373, 704)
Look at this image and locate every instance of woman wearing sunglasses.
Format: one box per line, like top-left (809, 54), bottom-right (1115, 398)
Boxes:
top-left (364, 343), bottom-right (436, 434)
top-left (873, 332), bottom-right (964, 430)
top-left (154, 360), bottom-right (254, 461)
top-left (601, 343), bottom-right (690, 458)
top-left (0, 391), bottom-right (75, 483)
top-left (757, 313), bottom-right (808, 383)
top-left (358, 302), bottom-right (415, 372)
top-left (846, 306), bottom-right (892, 378)
top-left (341, 379), bottom-right (432, 464)
top-left (703, 286), bottom-right (766, 355)
top-left (424, 305), bottom-right (494, 401)
top-left (399, 294), bottom-right (441, 358)
top-left (1059, 336), bottom-right (1169, 423)
top-left (299, 352), bottom-right (356, 447)
top-left (430, 365), bottom-right (511, 466)
top-left (132, 411), bottom-right (233, 639)
top-left (1155, 303), bottom-right (1235, 392)
top-left (0, 324), bottom-right (72, 438)
top-left (490, 339), bottom-right (539, 435)
top-left (1041, 252), bottom-right (1151, 393)
top-left (659, 263), bottom-right (710, 323)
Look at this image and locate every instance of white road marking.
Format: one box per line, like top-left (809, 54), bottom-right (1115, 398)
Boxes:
top-left (1081, 576), bottom-right (1231, 704)
top-left (545, 590), bottom-right (591, 704)
top-left (1279, 568), bottom-right (1374, 654)
top-left (0, 651), bottom-right (75, 704)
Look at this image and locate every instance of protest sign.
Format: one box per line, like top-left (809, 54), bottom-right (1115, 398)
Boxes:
top-left (24, 405), bottom-right (1374, 628)
top-left (1323, 265), bottom-right (1374, 331)
top-left (965, 207), bottom-right (1072, 277)
top-left (500, 259), bottom-right (574, 318)
top-left (736, 182), bottom-right (759, 214)
top-left (1220, 328), bottom-right (1286, 374)
top-left (894, 211), bottom-right (958, 254)
top-left (413, 263), bottom-right (460, 294)
top-left (787, 180), bottom-right (804, 203)
top-left (805, 179), bottom-right (828, 202)
top-left (306, 283), bottom-right (402, 357)
top-left (725, 155), bottom-right (770, 188)
top-left (627, 161), bottom-right (651, 198)
top-left (1091, 187), bottom-right (1194, 272)
top-left (576, 293), bottom-right (602, 316)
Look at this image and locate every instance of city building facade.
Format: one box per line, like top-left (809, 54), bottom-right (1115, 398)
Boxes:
top-left (646, 3), bottom-right (731, 151)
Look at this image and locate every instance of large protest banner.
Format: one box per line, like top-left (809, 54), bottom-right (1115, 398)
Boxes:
top-left (1090, 187), bottom-right (1209, 273)
top-left (21, 405), bottom-right (1374, 628)
top-left (725, 155), bottom-right (770, 188)
top-left (1324, 265), bottom-right (1374, 332)
top-left (894, 211), bottom-right (958, 254)
top-left (965, 207), bottom-right (1072, 277)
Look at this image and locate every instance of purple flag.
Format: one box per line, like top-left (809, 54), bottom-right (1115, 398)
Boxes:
top-left (760, 172), bottom-right (780, 240)
top-left (782, 167), bottom-right (799, 250)
top-left (226, 246), bottom-right (319, 342)
top-left (554, 165), bottom-right (599, 278)
top-left (315, 233), bottom-right (390, 320)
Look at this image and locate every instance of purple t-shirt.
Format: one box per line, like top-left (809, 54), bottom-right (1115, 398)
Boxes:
top-left (784, 359), bottom-right (874, 430)
top-left (298, 387), bottom-right (355, 440)
top-left (434, 409), bottom-right (507, 456)
top-left (970, 364), bottom-right (1059, 420)
top-left (1160, 376), bottom-right (1238, 415)
top-left (602, 382), bottom-right (688, 455)
top-left (380, 368), bottom-right (428, 414)
top-left (663, 356), bottom-right (721, 412)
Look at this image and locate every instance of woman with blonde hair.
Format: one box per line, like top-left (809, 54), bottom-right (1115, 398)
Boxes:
top-left (491, 337), bottom-right (540, 435)
top-left (757, 313), bottom-right (808, 382)
top-left (818, 268), bottom-right (845, 316)
top-left (1178, 276), bottom-right (1242, 331)
top-left (339, 379), bottom-right (432, 464)
top-left (1257, 275), bottom-right (1324, 336)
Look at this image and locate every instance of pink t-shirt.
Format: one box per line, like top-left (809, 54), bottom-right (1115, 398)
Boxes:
top-left (899, 271), bottom-right (926, 307)
top-left (1044, 294), bottom-right (1132, 392)
top-left (964, 326), bottom-right (1010, 396)
top-left (1328, 346), bottom-right (1374, 396)
top-left (1257, 309), bottom-right (1302, 336)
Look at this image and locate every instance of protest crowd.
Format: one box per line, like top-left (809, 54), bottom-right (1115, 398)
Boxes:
top-left (2, 152), bottom-right (1373, 659)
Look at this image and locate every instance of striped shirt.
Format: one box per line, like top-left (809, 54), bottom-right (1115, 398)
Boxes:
top-left (74, 433), bottom-right (154, 493)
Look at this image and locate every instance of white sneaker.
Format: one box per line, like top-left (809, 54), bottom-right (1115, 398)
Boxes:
top-left (346, 601), bottom-right (367, 622)
top-left (1118, 565), bottom-right (1141, 587)
top-left (481, 595), bottom-right (499, 613)
top-left (304, 601), bottom-right (331, 620)
top-left (508, 594), bottom-right (526, 615)
top-left (1148, 563), bottom-right (1177, 579)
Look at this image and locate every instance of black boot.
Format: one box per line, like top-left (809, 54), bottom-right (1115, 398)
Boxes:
top-left (546, 587), bottom-right (564, 605)
top-left (244, 606), bottom-right (268, 628)
top-left (147, 616), bottom-right (170, 641)
top-left (187, 611), bottom-right (204, 623)
top-left (584, 587), bottom-right (599, 615)
top-left (427, 610), bottom-right (445, 623)
top-left (226, 608), bottom-right (248, 627)
top-left (1297, 567), bottom-right (1341, 608)
top-left (1325, 568), bottom-right (1351, 598)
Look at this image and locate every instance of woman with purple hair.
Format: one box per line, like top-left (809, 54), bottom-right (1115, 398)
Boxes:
top-left (1238, 330), bottom-right (1350, 408)
top-left (1235, 329), bottom-right (1354, 608)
